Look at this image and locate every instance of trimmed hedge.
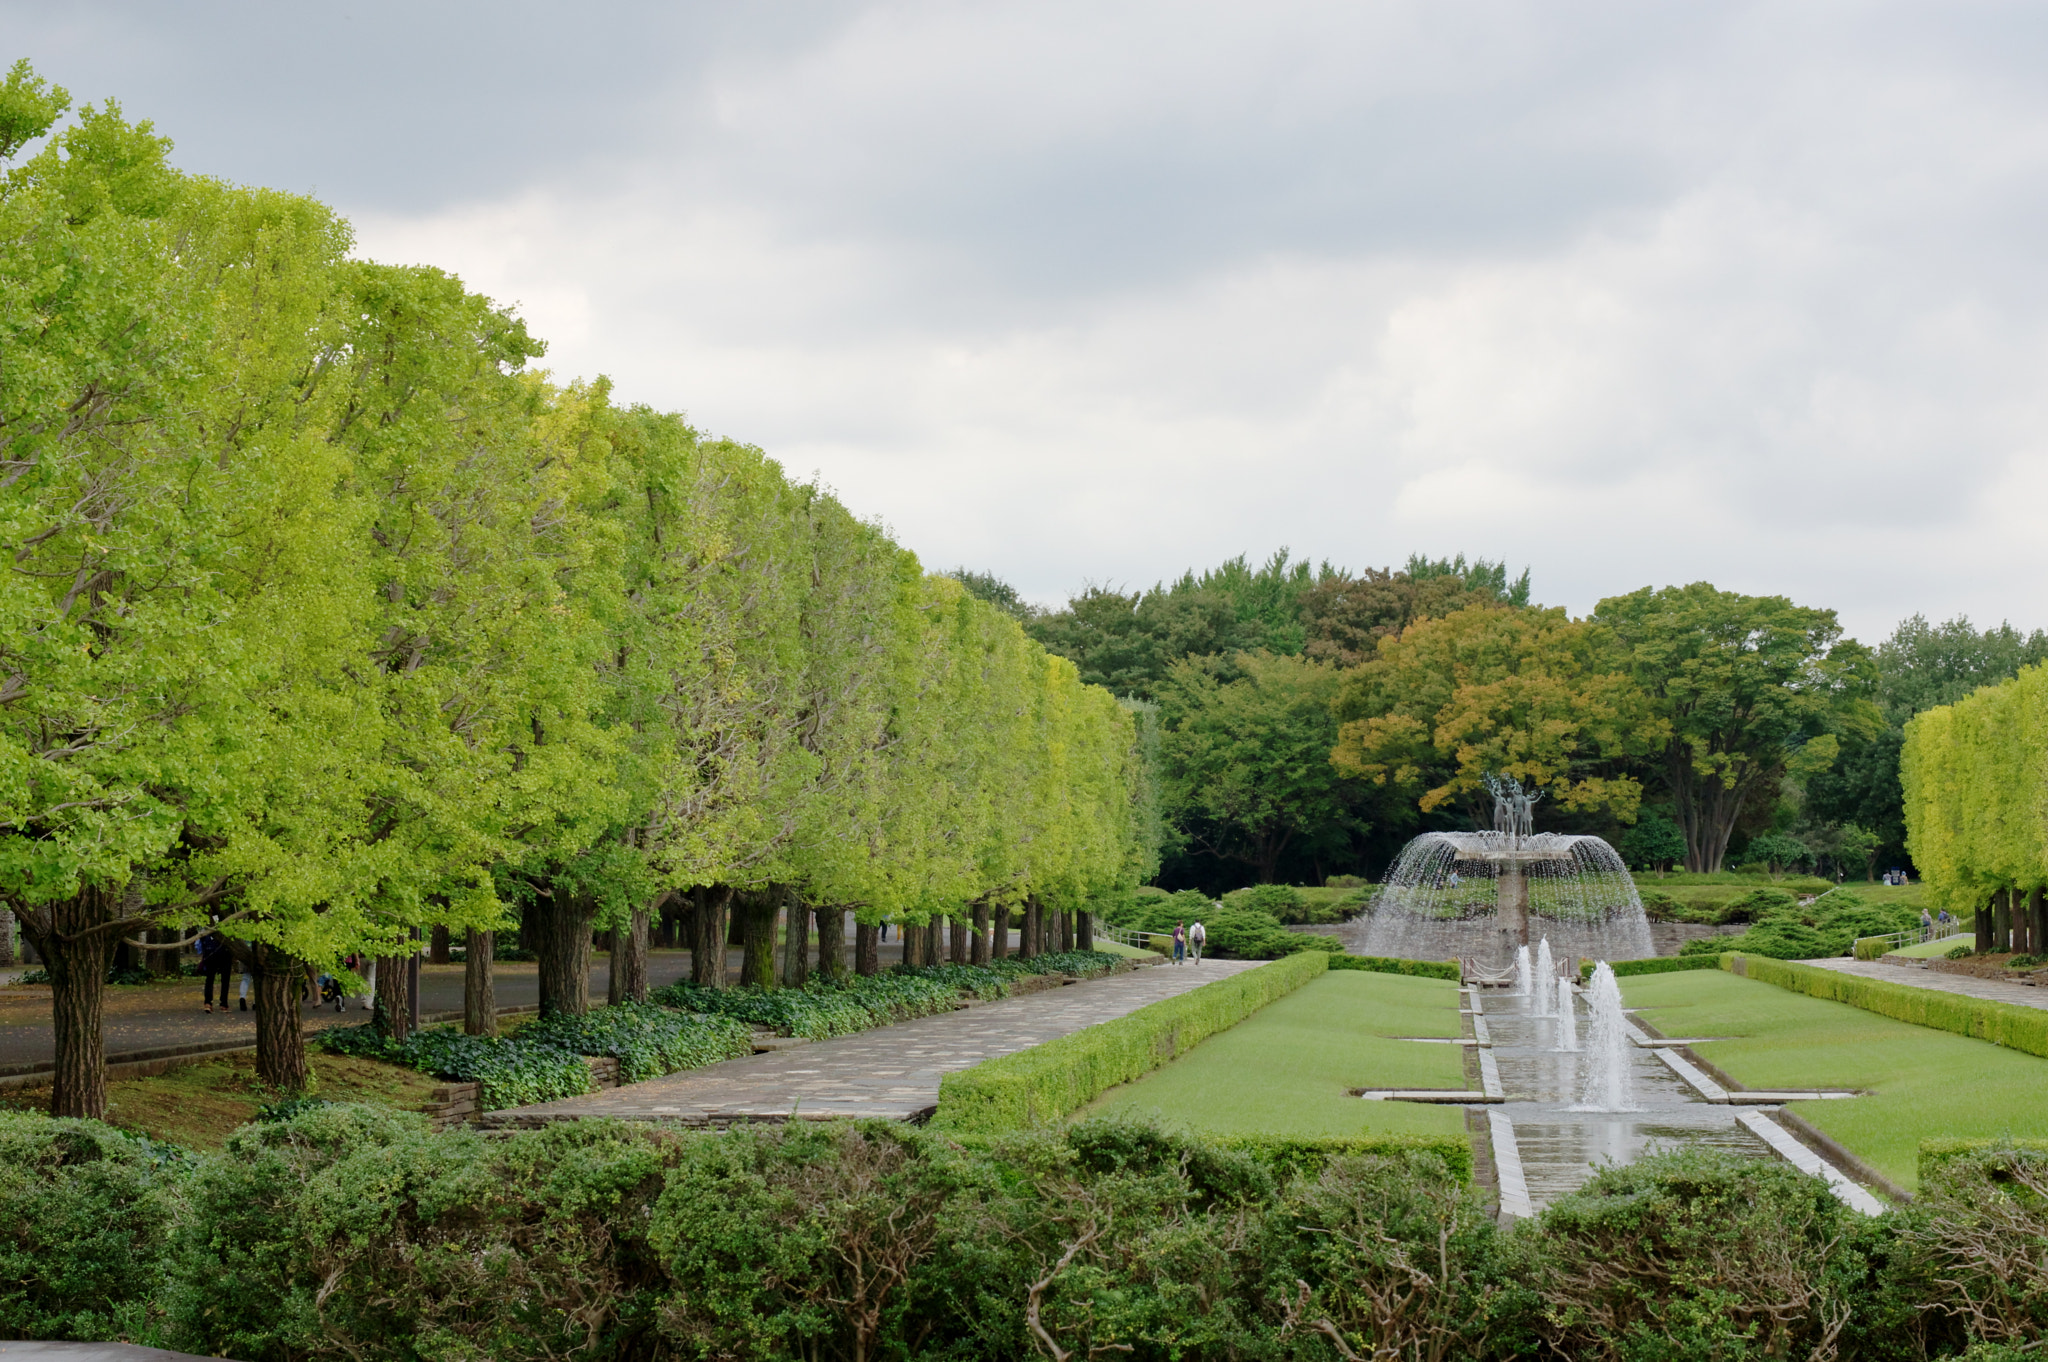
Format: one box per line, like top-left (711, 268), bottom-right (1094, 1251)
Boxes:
top-left (1728, 954), bottom-right (2048, 1058)
top-left (1215, 1132), bottom-right (1472, 1182)
top-left (1326, 953), bottom-right (1461, 981)
top-left (1582, 954), bottom-right (1730, 980)
top-left (930, 952), bottom-right (1328, 1133)
top-left (1919, 1137), bottom-right (2048, 1183)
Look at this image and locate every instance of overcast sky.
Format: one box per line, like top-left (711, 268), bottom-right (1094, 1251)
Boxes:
top-left (12, 1), bottom-right (2048, 642)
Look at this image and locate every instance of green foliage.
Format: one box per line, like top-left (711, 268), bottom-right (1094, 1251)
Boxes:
top-left (520, 1002), bottom-right (754, 1084)
top-left (1597, 582), bottom-right (1880, 872)
top-left (1679, 888), bottom-right (1915, 959)
top-left (0, 1103), bottom-right (2039, 1360)
top-left (1157, 649), bottom-right (1364, 885)
top-left (1732, 954), bottom-right (2048, 1057)
top-left (1326, 953), bottom-right (1462, 980)
top-left (0, 1112), bottom-right (185, 1343)
top-left (1103, 888), bottom-right (1332, 958)
top-left (1895, 1144), bottom-right (2048, 1355)
top-left (1521, 1145), bottom-right (1882, 1361)
top-left (318, 1024), bottom-right (593, 1110)
top-left (1333, 603), bottom-right (1664, 823)
top-left (1616, 808), bottom-right (1689, 871)
top-left (931, 953), bottom-right (1327, 1133)
top-left (1583, 954), bottom-right (1728, 979)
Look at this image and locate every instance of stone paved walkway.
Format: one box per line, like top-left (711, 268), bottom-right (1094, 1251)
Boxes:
top-left (1802, 956), bottom-right (2048, 1010)
top-left (484, 957), bottom-right (1264, 1127)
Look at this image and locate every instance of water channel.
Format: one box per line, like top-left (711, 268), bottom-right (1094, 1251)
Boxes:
top-left (1477, 976), bottom-right (1774, 1210)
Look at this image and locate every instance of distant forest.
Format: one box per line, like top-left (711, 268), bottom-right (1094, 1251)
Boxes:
top-left (951, 554), bottom-right (2048, 894)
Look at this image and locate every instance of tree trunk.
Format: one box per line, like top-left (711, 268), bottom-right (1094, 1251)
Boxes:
top-left (0, 908), bottom-right (14, 967)
top-left (992, 904), bottom-right (1010, 960)
top-left (1077, 911), bottom-right (1093, 951)
top-left (780, 892), bottom-right (810, 988)
top-left (1977, 892), bottom-right (1995, 954)
top-left (18, 887), bottom-right (120, 1119)
top-left (736, 890), bottom-right (779, 989)
top-left (1995, 887), bottom-right (2013, 953)
top-left (947, 913), bottom-right (965, 964)
top-left (1017, 900), bottom-right (1036, 960)
top-left (1058, 909), bottom-right (1073, 953)
top-left (971, 901), bottom-right (990, 964)
top-left (532, 883), bottom-right (595, 1016)
top-left (2031, 887), bottom-right (2046, 958)
top-left (428, 925), bottom-right (451, 965)
top-left (814, 904), bottom-right (846, 980)
top-left (690, 886), bottom-right (731, 988)
top-left (464, 929), bottom-right (497, 1036)
top-left (855, 921), bottom-right (880, 975)
top-left (251, 944), bottom-right (309, 1092)
top-left (609, 908), bottom-right (652, 1005)
top-left (376, 951), bottom-right (412, 1042)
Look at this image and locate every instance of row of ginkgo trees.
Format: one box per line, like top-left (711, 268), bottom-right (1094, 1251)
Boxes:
top-left (0, 62), bottom-right (1158, 1119)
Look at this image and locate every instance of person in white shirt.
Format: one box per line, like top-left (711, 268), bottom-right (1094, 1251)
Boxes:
top-left (1188, 920), bottom-right (1206, 964)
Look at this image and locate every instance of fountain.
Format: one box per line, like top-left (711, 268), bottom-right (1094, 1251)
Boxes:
top-left (1350, 774), bottom-right (1654, 971)
top-left (1556, 974), bottom-right (1579, 1052)
top-left (1533, 939), bottom-right (1557, 1017)
top-left (1575, 962), bottom-right (1633, 1112)
top-left (1514, 944), bottom-right (1532, 996)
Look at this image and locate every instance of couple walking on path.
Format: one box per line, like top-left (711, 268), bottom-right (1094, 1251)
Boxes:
top-left (1172, 920), bottom-right (1205, 964)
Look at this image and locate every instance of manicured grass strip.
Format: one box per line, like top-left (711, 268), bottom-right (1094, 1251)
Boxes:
top-left (1327, 954), bottom-right (1460, 980)
top-left (931, 952), bottom-right (1327, 1133)
top-left (1729, 953), bottom-right (2048, 1057)
top-left (1623, 969), bottom-right (2048, 1190)
top-left (1888, 934), bottom-right (1972, 959)
top-left (1082, 970), bottom-right (1468, 1145)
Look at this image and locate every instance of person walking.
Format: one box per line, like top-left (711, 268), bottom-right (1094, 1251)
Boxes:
top-left (1920, 907), bottom-right (1934, 940)
top-left (1172, 922), bottom-right (1186, 965)
top-left (1188, 919), bottom-right (1205, 964)
top-left (199, 933), bottom-right (233, 1014)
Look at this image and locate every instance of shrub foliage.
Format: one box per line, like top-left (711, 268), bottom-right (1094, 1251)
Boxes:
top-left (13, 1107), bottom-right (2048, 1360)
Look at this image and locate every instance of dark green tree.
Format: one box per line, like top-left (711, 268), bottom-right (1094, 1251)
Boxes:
top-left (1596, 584), bottom-right (1879, 873)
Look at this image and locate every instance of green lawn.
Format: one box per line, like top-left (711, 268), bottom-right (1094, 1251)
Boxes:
top-left (1886, 933), bottom-right (1971, 959)
top-left (1624, 970), bottom-right (2048, 1189)
top-left (1080, 971), bottom-right (1468, 1140)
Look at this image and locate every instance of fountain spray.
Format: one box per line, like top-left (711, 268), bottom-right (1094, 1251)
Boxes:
top-left (1514, 944), bottom-right (1532, 997)
top-left (1556, 968), bottom-right (1580, 1051)
top-left (1534, 939), bottom-right (1556, 1017)
top-left (1576, 962), bottom-right (1633, 1111)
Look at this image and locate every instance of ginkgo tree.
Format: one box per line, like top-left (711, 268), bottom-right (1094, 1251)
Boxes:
top-left (0, 62), bottom-right (1159, 1119)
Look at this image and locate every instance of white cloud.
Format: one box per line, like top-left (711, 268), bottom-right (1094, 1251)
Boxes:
top-left (48, 0), bottom-right (2033, 645)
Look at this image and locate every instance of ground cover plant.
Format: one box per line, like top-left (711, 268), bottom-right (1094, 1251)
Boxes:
top-left (11, 1103), bottom-right (2048, 1360)
top-left (1623, 968), bottom-right (2048, 1189)
top-left (1678, 888), bottom-right (1918, 959)
top-left (1890, 933), bottom-right (1977, 959)
top-left (320, 1004), bottom-right (755, 1108)
top-left (1083, 969), bottom-right (1470, 1141)
top-left (653, 955), bottom-right (1121, 1040)
top-left (1101, 887), bottom-right (1341, 957)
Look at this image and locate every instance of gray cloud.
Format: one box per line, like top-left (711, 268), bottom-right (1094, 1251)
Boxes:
top-left (11, 0), bottom-right (2048, 642)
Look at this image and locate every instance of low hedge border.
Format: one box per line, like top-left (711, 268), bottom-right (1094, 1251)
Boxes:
top-left (1919, 1137), bottom-right (2048, 1184)
top-left (930, 951), bottom-right (1328, 1133)
top-left (1582, 954), bottom-right (1730, 980)
top-left (1326, 954), bottom-right (1461, 981)
top-left (1727, 954), bottom-right (2048, 1058)
top-left (1215, 1132), bottom-right (1472, 1183)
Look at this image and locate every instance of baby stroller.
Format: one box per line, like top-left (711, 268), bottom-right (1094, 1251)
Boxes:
top-left (317, 972), bottom-right (346, 1011)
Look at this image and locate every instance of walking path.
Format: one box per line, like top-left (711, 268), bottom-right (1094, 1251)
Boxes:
top-left (1801, 956), bottom-right (2048, 1011)
top-left (484, 957), bottom-right (1261, 1128)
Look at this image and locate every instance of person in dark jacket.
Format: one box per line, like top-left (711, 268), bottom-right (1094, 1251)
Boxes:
top-left (198, 934), bottom-right (234, 1014)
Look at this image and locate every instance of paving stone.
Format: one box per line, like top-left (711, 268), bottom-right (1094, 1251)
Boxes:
top-left (1800, 957), bottom-right (2048, 1011)
top-left (483, 958), bottom-right (1267, 1127)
